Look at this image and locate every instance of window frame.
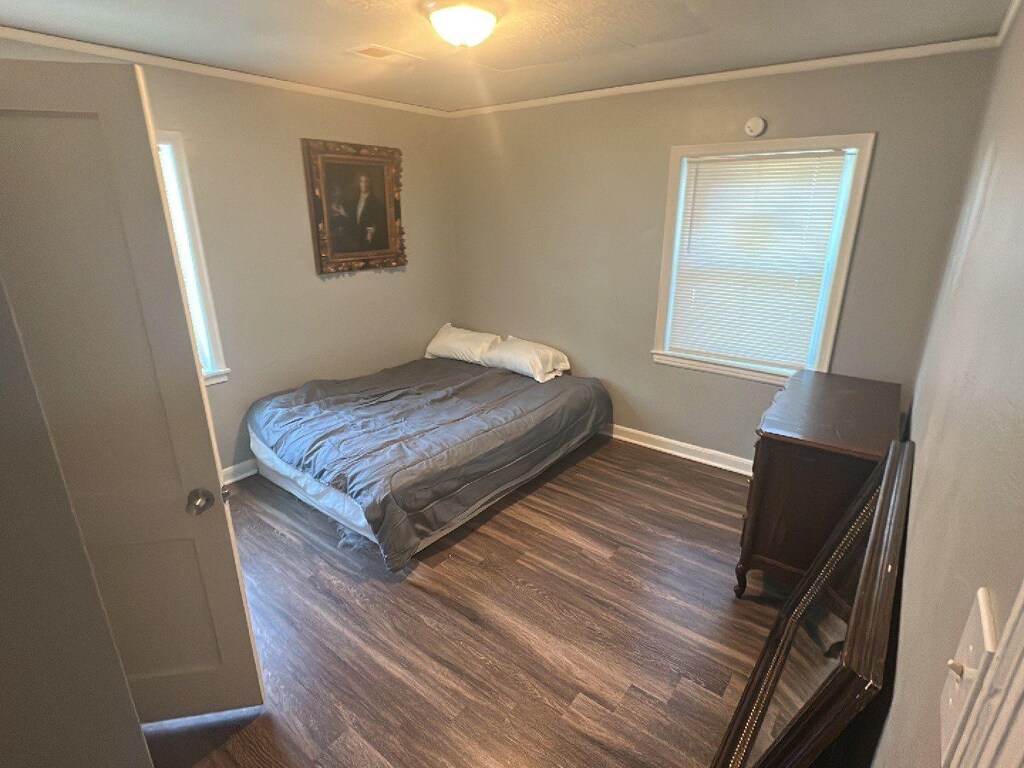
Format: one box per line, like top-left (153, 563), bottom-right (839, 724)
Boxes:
top-left (652, 133), bottom-right (875, 386)
top-left (155, 130), bottom-right (230, 386)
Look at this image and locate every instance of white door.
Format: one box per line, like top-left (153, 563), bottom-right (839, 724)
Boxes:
top-left (2, 258), bottom-right (154, 768)
top-left (0, 60), bottom-right (262, 722)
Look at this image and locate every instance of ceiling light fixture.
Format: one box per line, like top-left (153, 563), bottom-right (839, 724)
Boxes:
top-left (424, 1), bottom-right (500, 48)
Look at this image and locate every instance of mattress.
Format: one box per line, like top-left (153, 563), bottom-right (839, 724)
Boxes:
top-left (247, 357), bottom-right (611, 570)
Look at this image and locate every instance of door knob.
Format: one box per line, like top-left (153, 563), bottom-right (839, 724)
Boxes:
top-left (186, 488), bottom-right (215, 516)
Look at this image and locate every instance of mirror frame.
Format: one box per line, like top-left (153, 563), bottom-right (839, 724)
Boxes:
top-left (712, 440), bottom-right (913, 768)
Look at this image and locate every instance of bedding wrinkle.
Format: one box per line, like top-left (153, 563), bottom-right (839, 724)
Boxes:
top-left (248, 358), bottom-right (611, 569)
top-left (399, 382), bottom-right (598, 515)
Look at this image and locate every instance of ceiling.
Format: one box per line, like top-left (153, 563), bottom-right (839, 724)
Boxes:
top-left (0, 0), bottom-right (1012, 111)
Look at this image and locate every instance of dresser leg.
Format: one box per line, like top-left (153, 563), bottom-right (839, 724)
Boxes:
top-left (734, 563), bottom-right (748, 598)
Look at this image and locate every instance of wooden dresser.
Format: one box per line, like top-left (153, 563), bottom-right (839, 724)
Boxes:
top-left (734, 370), bottom-right (901, 597)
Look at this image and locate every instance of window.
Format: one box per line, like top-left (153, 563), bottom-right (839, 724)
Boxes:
top-left (156, 131), bottom-right (229, 385)
top-left (654, 134), bottom-right (874, 385)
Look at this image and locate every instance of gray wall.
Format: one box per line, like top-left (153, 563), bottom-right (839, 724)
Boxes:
top-left (5, 30), bottom-right (1024, 763)
top-left (0, 40), bottom-right (461, 469)
top-left (449, 52), bottom-right (994, 459)
top-left (142, 68), bottom-right (459, 467)
top-left (874, 13), bottom-right (1024, 767)
top-left (0, 40), bottom-right (997, 471)
top-left (1, 281), bottom-right (152, 768)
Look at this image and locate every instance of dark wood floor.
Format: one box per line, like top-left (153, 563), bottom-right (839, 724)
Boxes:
top-left (157, 437), bottom-right (781, 767)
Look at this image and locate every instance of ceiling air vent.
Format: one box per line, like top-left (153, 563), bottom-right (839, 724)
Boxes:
top-left (349, 45), bottom-right (423, 64)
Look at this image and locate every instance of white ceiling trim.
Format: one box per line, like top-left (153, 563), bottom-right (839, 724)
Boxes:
top-left (448, 36), bottom-right (998, 117)
top-left (0, 24), bottom-right (449, 117)
top-left (0, 23), bottom-right (1007, 119)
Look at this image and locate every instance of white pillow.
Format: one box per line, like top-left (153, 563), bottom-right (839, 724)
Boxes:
top-left (425, 323), bottom-right (500, 365)
top-left (481, 336), bottom-right (571, 382)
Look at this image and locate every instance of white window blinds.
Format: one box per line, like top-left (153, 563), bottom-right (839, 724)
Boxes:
top-left (663, 147), bottom-right (860, 379)
top-left (156, 132), bottom-right (229, 384)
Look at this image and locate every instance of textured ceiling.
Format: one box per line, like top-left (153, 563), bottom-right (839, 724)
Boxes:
top-left (0, 0), bottom-right (1011, 111)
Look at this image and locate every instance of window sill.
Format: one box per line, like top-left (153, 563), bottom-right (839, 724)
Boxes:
top-left (203, 368), bottom-right (231, 386)
top-left (651, 351), bottom-right (790, 386)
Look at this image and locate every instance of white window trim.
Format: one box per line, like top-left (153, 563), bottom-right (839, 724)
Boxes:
top-left (155, 130), bottom-right (230, 386)
top-left (652, 133), bottom-right (876, 386)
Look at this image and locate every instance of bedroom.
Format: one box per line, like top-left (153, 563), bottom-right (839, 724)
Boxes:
top-left (2, 1), bottom-right (1024, 767)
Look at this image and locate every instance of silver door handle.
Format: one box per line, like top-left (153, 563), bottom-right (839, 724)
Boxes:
top-left (186, 488), bottom-right (215, 516)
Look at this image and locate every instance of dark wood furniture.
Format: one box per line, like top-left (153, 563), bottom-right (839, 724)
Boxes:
top-left (735, 371), bottom-right (901, 597)
top-left (712, 440), bottom-right (914, 768)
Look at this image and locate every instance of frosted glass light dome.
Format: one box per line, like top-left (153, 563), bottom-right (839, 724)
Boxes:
top-left (429, 4), bottom-right (498, 47)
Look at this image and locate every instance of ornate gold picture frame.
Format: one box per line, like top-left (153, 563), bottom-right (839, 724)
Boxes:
top-left (301, 138), bottom-right (406, 274)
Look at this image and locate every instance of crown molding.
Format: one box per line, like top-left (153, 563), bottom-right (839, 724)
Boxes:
top-left (0, 25), bottom-right (449, 117)
top-left (0, 23), bottom-right (1005, 118)
top-left (448, 36), bottom-right (999, 117)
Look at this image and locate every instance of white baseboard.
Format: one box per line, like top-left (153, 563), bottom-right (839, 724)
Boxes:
top-left (220, 429), bottom-right (751, 484)
top-left (221, 458), bottom-right (258, 485)
top-left (601, 424), bottom-right (753, 476)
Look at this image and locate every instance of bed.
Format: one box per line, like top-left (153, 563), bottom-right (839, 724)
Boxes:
top-left (246, 357), bottom-right (611, 570)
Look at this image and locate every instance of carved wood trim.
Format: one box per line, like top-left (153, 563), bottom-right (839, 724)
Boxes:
top-left (301, 138), bottom-right (407, 274)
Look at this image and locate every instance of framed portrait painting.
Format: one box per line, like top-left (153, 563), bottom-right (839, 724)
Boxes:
top-left (301, 138), bottom-right (407, 274)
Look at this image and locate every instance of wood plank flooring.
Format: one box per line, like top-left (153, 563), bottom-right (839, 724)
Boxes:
top-left (162, 436), bottom-right (781, 767)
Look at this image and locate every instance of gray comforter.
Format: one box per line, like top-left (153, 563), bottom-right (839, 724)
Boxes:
top-left (247, 358), bottom-right (611, 569)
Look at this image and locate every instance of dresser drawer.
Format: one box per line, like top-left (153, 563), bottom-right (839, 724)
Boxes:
top-left (734, 371), bottom-right (900, 597)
